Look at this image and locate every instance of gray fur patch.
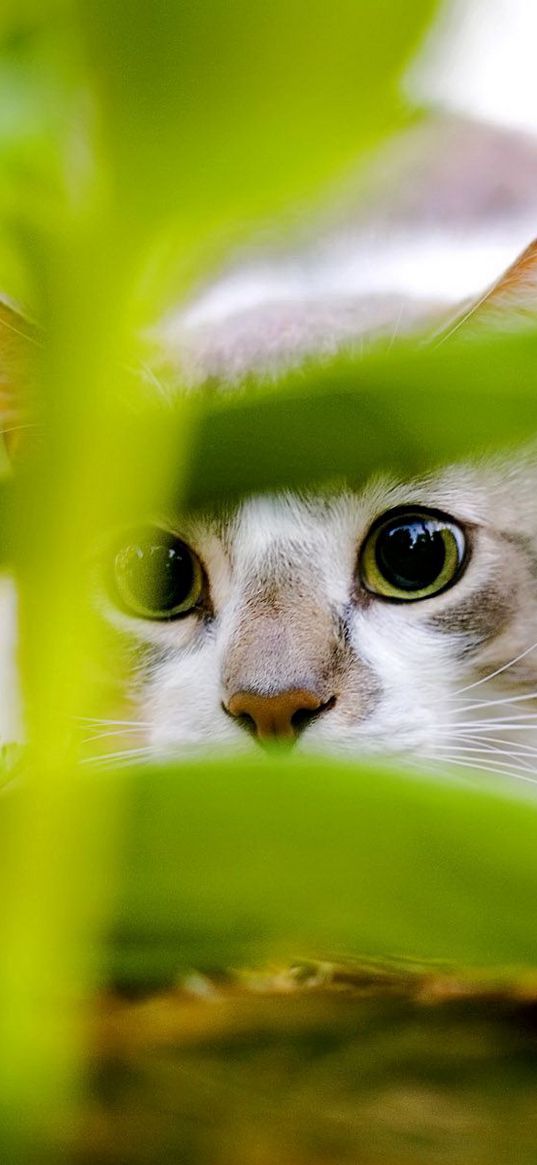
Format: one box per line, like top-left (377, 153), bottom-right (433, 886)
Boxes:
top-left (428, 585), bottom-right (514, 647)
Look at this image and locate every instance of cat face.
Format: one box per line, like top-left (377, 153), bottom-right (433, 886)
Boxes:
top-left (99, 457), bottom-right (537, 772)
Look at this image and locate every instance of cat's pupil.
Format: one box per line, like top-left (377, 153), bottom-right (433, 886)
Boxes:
top-left (375, 519), bottom-right (446, 592)
top-left (117, 536), bottom-right (194, 613)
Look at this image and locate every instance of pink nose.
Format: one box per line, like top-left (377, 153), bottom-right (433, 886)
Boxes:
top-left (226, 688), bottom-right (328, 743)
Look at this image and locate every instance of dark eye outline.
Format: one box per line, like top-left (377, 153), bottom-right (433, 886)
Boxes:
top-left (358, 505), bottom-right (469, 603)
top-left (109, 526), bottom-right (206, 621)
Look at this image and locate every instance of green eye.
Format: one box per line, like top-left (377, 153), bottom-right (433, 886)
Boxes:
top-left (360, 508), bottom-right (466, 602)
top-left (111, 528), bottom-right (203, 620)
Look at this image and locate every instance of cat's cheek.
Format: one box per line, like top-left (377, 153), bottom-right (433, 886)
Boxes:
top-left (140, 645), bottom-right (254, 755)
top-left (426, 583), bottom-right (516, 649)
top-left (295, 702), bottom-right (441, 760)
top-left (97, 603), bottom-right (205, 652)
top-left (339, 611), bottom-right (463, 756)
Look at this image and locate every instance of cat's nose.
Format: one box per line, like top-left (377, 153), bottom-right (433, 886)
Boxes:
top-left (226, 688), bottom-right (332, 745)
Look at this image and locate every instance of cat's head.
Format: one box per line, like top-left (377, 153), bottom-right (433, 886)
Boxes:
top-left (92, 238), bottom-right (537, 770)
top-left (3, 240), bottom-right (537, 776)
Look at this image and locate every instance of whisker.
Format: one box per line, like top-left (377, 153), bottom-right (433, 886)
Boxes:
top-left (81, 746), bottom-right (152, 768)
top-left (387, 301), bottom-right (405, 351)
top-left (433, 743), bottom-right (537, 771)
top-left (81, 727), bottom-right (147, 745)
top-left (422, 753), bottom-right (537, 786)
top-left (138, 362), bottom-right (169, 396)
top-left (454, 639), bottom-right (537, 696)
top-left (1, 421), bottom-right (40, 436)
top-left (455, 722), bottom-right (537, 736)
top-left (449, 725), bottom-right (537, 735)
top-left (0, 310), bottom-right (41, 345)
top-left (437, 734), bottom-right (537, 753)
top-left (457, 692), bottom-right (537, 715)
top-left (449, 733), bottom-right (537, 756)
top-left (445, 714), bottom-right (537, 728)
top-left (76, 716), bottom-right (150, 727)
top-left (431, 742), bottom-right (536, 761)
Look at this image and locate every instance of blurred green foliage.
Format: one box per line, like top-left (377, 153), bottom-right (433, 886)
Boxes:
top-left (102, 757), bottom-right (537, 982)
top-left (78, 0), bottom-right (435, 230)
top-left (0, 0), bottom-right (436, 304)
top-left (183, 333), bottom-right (537, 508)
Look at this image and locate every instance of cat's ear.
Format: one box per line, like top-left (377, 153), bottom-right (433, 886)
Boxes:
top-left (438, 238), bottom-right (537, 341)
top-left (0, 297), bottom-right (37, 457)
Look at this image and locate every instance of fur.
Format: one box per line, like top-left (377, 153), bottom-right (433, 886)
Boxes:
top-left (97, 458), bottom-right (537, 786)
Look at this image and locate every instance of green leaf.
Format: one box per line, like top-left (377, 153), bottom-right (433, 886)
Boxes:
top-left (89, 756), bottom-right (537, 983)
top-left (182, 333), bottom-right (537, 509)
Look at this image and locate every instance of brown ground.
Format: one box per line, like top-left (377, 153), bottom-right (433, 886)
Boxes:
top-left (65, 961), bottom-right (537, 1165)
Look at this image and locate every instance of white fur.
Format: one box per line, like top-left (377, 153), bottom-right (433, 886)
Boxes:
top-left (98, 457), bottom-right (537, 785)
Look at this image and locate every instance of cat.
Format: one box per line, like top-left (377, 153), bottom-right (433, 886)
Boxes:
top-left (85, 234), bottom-right (537, 783)
top-left (2, 178), bottom-right (537, 785)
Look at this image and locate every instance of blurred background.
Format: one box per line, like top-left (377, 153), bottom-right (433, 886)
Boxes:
top-left (170, 0), bottom-right (537, 382)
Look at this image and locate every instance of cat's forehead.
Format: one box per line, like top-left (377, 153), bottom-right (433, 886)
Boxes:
top-left (171, 462), bottom-right (507, 563)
